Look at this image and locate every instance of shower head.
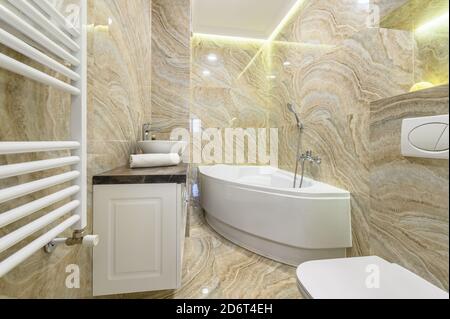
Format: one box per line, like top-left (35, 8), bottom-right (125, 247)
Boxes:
top-left (287, 103), bottom-right (303, 129)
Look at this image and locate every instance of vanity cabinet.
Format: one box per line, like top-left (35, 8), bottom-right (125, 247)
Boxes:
top-left (92, 166), bottom-right (188, 297)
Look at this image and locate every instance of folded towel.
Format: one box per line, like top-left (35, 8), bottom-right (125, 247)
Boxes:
top-left (130, 154), bottom-right (181, 168)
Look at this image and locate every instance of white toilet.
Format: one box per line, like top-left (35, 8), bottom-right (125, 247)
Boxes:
top-left (297, 256), bottom-right (449, 299)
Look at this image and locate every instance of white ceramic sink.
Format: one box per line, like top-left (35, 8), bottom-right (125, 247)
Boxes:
top-left (138, 140), bottom-right (187, 155)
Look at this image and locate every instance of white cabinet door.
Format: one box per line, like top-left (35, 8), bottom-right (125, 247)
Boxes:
top-left (93, 184), bottom-right (178, 296)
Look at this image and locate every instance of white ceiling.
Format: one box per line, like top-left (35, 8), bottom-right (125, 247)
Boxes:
top-left (192, 0), bottom-right (298, 39)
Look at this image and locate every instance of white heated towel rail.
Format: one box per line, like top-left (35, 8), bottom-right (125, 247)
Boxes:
top-left (0, 0), bottom-right (87, 277)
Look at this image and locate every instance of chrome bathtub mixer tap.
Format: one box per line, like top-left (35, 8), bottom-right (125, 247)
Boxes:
top-left (287, 103), bottom-right (322, 188)
top-left (298, 150), bottom-right (322, 189)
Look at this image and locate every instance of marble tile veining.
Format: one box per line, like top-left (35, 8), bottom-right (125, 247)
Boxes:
top-left (370, 85), bottom-right (449, 291)
top-left (377, 0), bottom-right (449, 86)
top-left (151, 0), bottom-right (191, 136)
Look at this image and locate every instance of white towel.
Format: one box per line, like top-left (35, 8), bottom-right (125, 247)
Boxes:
top-left (130, 154), bottom-right (181, 168)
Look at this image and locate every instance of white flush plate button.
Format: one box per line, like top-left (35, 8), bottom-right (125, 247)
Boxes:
top-left (408, 123), bottom-right (448, 151)
top-left (435, 126), bottom-right (449, 152)
top-left (402, 114), bottom-right (449, 160)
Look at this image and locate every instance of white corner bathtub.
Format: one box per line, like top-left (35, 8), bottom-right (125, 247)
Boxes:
top-left (199, 165), bottom-right (352, 266)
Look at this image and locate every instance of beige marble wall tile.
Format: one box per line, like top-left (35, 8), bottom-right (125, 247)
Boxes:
top-left (376, 0), bottom-right (449, 87)
top-left (370, 85), bottom-right (449, 290)
top-left (277, 0), bottom-right (372, 45)
top-left (191, 36), bottom-right (270, 128)
top-left (380, 0), bottom-right (448, 31)
top-left (190, 34), bottom-right (277, 166)
top-left (373, 0), bottom-right (410, 19)
top-left (415, 32), bottom-right (449, 86)
top-left (151, 0), bottom-right (191, 136)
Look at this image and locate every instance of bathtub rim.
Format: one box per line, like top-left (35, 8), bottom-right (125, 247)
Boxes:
top-left (198, 165), bottom-right (350, 199)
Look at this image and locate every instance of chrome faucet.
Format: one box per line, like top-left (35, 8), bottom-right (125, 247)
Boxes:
top-left (287, 103), bottom-right (322, 189)
top-left (300, 150), bottom-right (322, 165)
top-left (142, 123), bottom-right (152, 141)
top-left (142, 123), bottom-right (162, 141)
top-left (297, 150), bottom-right (321, 189)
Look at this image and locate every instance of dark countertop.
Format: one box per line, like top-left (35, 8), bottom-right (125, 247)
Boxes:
top-left (93, 164), bottom-right (188, 185)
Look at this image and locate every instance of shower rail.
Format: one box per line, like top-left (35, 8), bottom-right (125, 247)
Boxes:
top-left (0, 0), bottom-right (87, 278)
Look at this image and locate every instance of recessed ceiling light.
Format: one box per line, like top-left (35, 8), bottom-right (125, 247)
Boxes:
top-left (283, 61), bottom-right (291, 66)
top-left (266, 75), bottom-right (276, 80)
top-left (207, 53), bottom-right (218, 62)
top-left (202, 69), bottom-right (211, 76)
top-left (108, 17), bottom-right (113, 26)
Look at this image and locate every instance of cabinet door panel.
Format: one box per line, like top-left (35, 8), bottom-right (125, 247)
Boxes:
top-left (93, 184), bottom-right (177, 296)
top-left (112, 198), bottom-right (162, 277)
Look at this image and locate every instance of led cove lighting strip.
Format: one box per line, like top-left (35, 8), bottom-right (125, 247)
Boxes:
top-left (237, 0), bottom-right (306, 79)
top-left (193, 33), bottom-right (267, 43)
top-left (267, 0), bottom-right (306, 43)
top-left (193, 0), bottom-right (308, 78)
top-left (415, 12), bottom-right (449, 34)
